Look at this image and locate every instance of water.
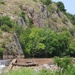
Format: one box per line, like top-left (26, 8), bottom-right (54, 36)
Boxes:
top-left (0, 64), bottom-right (6, 73)
top-left (0, 60), bottom-right (10, 73)
top-left (0, 64), bottom-right (5, 68)
top-left (0, 60), bottom-right (10, 66)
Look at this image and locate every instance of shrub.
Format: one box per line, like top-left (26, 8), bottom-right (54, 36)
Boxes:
top-left (0, 24), bottom-right (9, 32)
top-left (40, 0), bottom-right (52, 5)
top-left (69, 27), bottom-right (75, 36)
top-left (0, 16), bottom-right (13, 28)
top-left (0, 48), bottom-right (4, 59)
top-left (0, 48), bottom-right (4, 54)
top-left (68, 39), bottom-right (75, 57)
top-left (20, 11), bottom-right (26, 22)
top-left (0, 1), bottom-right (5, 4)
top-left (54, 56), bottom-right (72, 74)
top-left (47, 4), bottom-right (55, 13)
top-left (28, 18), bottom-right (34, 28)
top-left (56, 1), bottom-right (66, 12)
top-left (65, 12), bottom-right (75, 25)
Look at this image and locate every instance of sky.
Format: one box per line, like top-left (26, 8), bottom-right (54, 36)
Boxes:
top-left (52, 0), bottom-right (75, 14)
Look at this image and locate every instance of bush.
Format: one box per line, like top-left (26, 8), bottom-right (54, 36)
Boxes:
top-left (20, 11), bottom-right (26, 22)
top-left (0, 16), bottom-right (13, 28)
top-left (68, 39), bottom-right (75, 57)
top-left (69, 27), bottom-right (75, 36)
top-left (0, 1), bottom-right (5, 4)
top-left (40, 0), bottom-right (52, 5)
top-left (54, 56), bottom-right (73, 74)
top-left (65, 12), bottom-right (75, 25)
top-left (56, 1), bottom-right (66, 12)
top-left (19, 27), bottom-right (72, 58)
top-left (0, 48), bottom-right (4, 54)
top-left (47, 4), bottom-right (55, 13)
top-left (0, 48), bottom-right (4, 59)
top-left (28, 18), bottom-right (34, 28)
top-left (0, 24), bottom-right (9, 32)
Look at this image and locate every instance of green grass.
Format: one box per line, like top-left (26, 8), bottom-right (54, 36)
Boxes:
top-left (0, 68), bottom-right (56, 75)
top-left (1, 66), bottom-right (75, 75)
top-left (0, 68), bottom-right (36, 75)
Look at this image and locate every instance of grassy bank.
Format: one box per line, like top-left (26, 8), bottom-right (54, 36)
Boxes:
top-left (0, 67), bottom-right (75, 75)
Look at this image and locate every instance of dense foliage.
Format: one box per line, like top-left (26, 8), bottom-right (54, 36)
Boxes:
top-left (54, 56), bottom-right (73, 74)
top-left (68, 39), bottom-right (75, 57)
top-left (56, 1), bottom-right (75, 25)
top-left (40, 0), bottom-right (52, 5)
top-left (0, 1), bottom-right (75, 74)
top-left (65, 12), bottom-right (75, 25)
top-left (16, 26), bottom-right (75, 58)
top-left (0, 1), bottom-right (75, 58)
top-left (56, 1), bottom-right (66, 12)
top-left (0, 16), bottom-right (15, 58)
top-left (0, 16), bottom-right (14, 28)
top-left (0, 48), bottom-right (4, 59)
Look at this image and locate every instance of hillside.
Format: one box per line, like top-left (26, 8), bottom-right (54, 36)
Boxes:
top-left (0, 0), bottom-right (73, 30)
top-left (0, 0), bottom-right (75, 58)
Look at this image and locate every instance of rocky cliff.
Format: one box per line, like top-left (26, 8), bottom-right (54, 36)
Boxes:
top-left (0, 0), bottom-right (73, 59)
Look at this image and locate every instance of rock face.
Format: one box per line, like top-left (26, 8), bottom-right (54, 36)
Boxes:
top-left (22, 2), bottom-right (73, 31)
top-left (22, 3), bottom-right (50, 27)
top-left (0, 0), bottom-right (73, 30)
top-left (17, 17), bottom-right (26, 27)
top-left (3, 33), bottom-right (24, 59)
top-left (0, 0), bottom-right (73, 58)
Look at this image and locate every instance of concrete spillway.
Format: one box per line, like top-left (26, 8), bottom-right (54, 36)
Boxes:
top-left (0, 60), bottom-right (10, 66)
top-left (0, 59), bottom-right (11, 73)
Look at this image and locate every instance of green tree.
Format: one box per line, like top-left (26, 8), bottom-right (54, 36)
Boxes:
top-left (56, 1), bottom-right (66, 12)
top-left (43, 28), bottom-right (59, 57)
top-left (20, 28), bottom-right (46, 57)
top-left (27, 28), bottom-right (45, 57)
top-left (54, 56), bottom-right (72, 74)
top-left (40, 0), bottom-right (52, 5)
top-left (68, 39), bottom-right (75, 57)
top-left (0, 48), bottom-right (4, 59)
top-left (18, 27), bottom-right (72, 58)
top-left (19, 27), bottom-right (31, 57)
top-left (57, 31), bottom-right (71, 57)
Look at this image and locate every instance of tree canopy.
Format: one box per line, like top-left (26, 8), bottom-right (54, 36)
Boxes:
top-left (56, 1), bottom-right (66, 12)
top-left (17, 27), bottom-right (73, 58)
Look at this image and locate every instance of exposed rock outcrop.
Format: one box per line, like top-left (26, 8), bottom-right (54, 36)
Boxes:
top-left (3, 33), bottom-right (24, 59)
top-left (22, 2), bottom-right (73, 31)
top-left (0, 0), bottom-right (73, 59)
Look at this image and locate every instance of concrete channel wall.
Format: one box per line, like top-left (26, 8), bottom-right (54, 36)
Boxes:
top-left (16, 58), bottom-right (53, 65)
